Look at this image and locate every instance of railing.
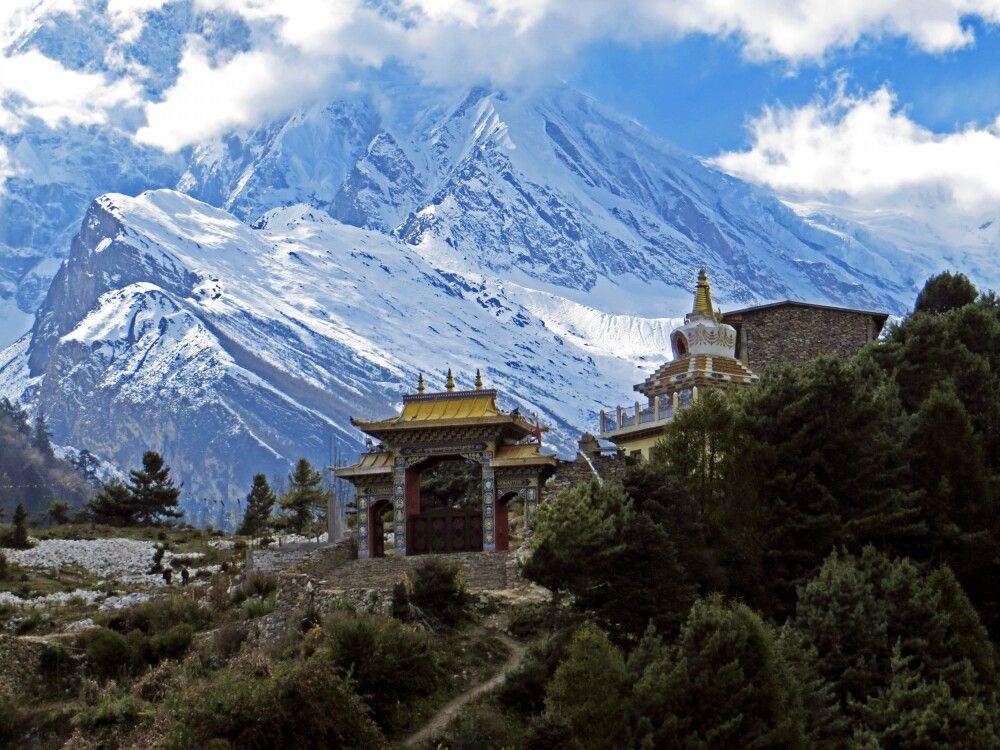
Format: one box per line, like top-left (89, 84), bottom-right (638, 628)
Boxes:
top-left (599, 389), bottom-right (694, 436)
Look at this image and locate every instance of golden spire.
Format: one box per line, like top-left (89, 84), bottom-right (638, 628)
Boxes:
top-left (475, 368), bottom-right (483, 390)
top-left (446, 368), bottom-right (455, 391)
top-left (417, 373), bottom-right (425, 393)
top-left (692, 267), bottom-right (715, 317)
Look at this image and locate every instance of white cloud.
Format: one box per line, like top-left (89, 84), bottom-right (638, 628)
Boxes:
top-left (129, 0), bottom-right (1000, 150)
top-left (0, 50), bottom-right (141, 133)
top-left (0, 143), bottom-right (13, 193)
top-left (712, 82), bottom-right (1000, 217)
top-left (8, 0), bottom-right (1000, 153)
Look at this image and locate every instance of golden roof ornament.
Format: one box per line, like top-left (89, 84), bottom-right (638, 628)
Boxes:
top-left (475, 368), bottom-right (483, 390)
top-left (446, 368), bottom-right (455, 391)
top-left (692, 267), bottom-right (715, 317)
top-left (417, 373), bottom-right (425, 393)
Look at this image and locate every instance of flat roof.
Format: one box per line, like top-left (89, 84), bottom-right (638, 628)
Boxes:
top-left (722, 300), bottom-right (889, 329)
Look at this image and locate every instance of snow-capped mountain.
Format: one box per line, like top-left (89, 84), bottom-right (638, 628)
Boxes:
top-left (1, 190), bottom-right (677, 505)
top-left (0, 1), bottom-right (985, 508)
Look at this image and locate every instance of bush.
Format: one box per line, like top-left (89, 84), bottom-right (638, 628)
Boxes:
top-left (322, 612), bottom-right (445, 730)
top-left (407, 558), bottom-right (468, 627)
top-left (439, 700), bottom-right (524, 750)
top-left (0, 691), bottom-right (24, 746)
top-left (82, 628), bottom-right (137, 680)
top-left (73, 694), bottom-right (149, 731)
top-left (100, 594), bottom-right (210, 636)
top-left (0, 551), bottom-right (6, 580)
top-left (163, 657), bottom-right (385, 749)
top-left (508, 602), bottom-right (549, 640)
top-left (229, 572), bottom-right (277, 605)
top-left (213, 621), bottom-right (249, 662)
top-left (499, 629), bottom-right (573, 716)
top-left (149, 623), bottom-right (196, 662)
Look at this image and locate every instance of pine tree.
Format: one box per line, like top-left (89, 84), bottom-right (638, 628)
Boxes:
top-left (128, 451), bottom-right (182, 525)
top-left (909, 389), bottom-right (992, 558)
top-left (280, 458), bottom-right (326, 533)
top-left (855, 646), bottom-right (1000, 749)
top-left (789, 546), bottom-right (999, 739)
top-left (47, 501), bottom-right (70, 526)
top-left (10, 504), bottom-right (30, 549)
top-left (238, 473), bottom-right (276, 537)
top-left (914, 271), bottom-right (978, 314)
top-left (632, 595), bottom-right (807, 749)
top-left (31, 413), bottom-right (54, 460)
top-left (86, 481), bottom-right (140, 526)
top-left (735, 357), bottom-right (921, 615)
top-left (543, 623), bottom-right (632, 749)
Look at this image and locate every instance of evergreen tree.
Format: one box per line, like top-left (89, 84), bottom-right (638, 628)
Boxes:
top-left (280, 458), bottom-right (326, 533)
top-left (10, 504), bottom-right (30, 549)
top-left (128, 451), bottom-right (182, 525)
top-left (632, 595), bottom-right (807, 749)
top-left (0, 398), bottom-right (29, 435)
top-left (854, 646), bottom-right (999, 749)
top-left (543, 623), bottom-right (632, 749)
top-left (238, 473), bottom-right (276, 537)
top-left (914, 271), bottom-right (978, 314)
top-left (85, 481), bottom-right (140, 526)
top-left (47, 501), bottom-right (70, 526)
top-left (789, 547), bottom-right (999, 737)
top-left (735, 358), bottom-right (922, 614)
top-left (31, 413), bottom-right (54, 460)
top-left (909, 389), bottom-right (992, 558)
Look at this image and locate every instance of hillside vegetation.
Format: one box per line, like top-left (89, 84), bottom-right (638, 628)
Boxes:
top-left (0, 400), bottom-right (93, 520)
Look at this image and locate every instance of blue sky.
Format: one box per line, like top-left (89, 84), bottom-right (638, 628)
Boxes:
top-left (572, 17), bottom-right (1000, 156)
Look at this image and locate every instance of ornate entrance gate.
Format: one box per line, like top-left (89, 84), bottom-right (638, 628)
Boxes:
top-left (336, 370), bottom-right (556, 558)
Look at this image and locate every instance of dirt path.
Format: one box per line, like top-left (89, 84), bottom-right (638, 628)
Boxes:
top-left (402, 632), bottom-right (526, 748)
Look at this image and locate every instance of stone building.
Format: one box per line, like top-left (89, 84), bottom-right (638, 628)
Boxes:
top-left (722, 301), bottom-right (888, 373)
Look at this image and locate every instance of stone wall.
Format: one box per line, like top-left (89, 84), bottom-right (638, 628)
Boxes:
top-left (724, 304), bottom-right (883, 373)
top-left (290, 549), bottom-right (513, 592)
top-left (550, 452), bottom-right (631, 492)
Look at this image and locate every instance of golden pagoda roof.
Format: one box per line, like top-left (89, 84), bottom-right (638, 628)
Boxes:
top-left (350, 387), bottom-right (537, 438)
top-left (492, 443), bottom-right (558, 468)
top-left (334, 450), bottom-right (393, 478)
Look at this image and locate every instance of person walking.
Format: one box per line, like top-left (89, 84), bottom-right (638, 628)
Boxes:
top-left (181, 566), bottom-right (190, 586)
top-left (162, 567), bottom-right (173, 586)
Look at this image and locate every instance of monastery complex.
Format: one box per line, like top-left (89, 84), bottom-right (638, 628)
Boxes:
top-left (336, 269), bottom-right (888, 559)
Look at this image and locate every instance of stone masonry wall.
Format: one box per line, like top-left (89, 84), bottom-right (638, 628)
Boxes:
top-left (725, 306), bottom-right (881, 373)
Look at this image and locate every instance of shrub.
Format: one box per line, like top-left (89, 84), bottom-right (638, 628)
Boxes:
top-left (508, 602), bottom-right (549, 640)
top-left (163, 657), bottom-right (385, 749)
top-left (322, 612), bottom-right (445, 730)
top-left (149, 623), bottom-right (196, 662)
top-left (439, 700), bottom-right (524, 750)
top-left (241, 596), bottom-right (275, 620)
top-left (407, 558), bottom-right (468, 627)
top-left (73, 694), bottom-right (149, 731)
top-left (0, 551), bottom-right (6, 580)
top-left (499, 629), bottom-right (573, 716)
top-left (213, 621), bottom-right (249, 662)
top-left (82, 628), bottom-right (137, 680)
top-left (229, 572), bottom-right (277, 605)
top-left (101, 594), bottom-right (210, 636)
top-left (0, 691), bottom-right (24, 746)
